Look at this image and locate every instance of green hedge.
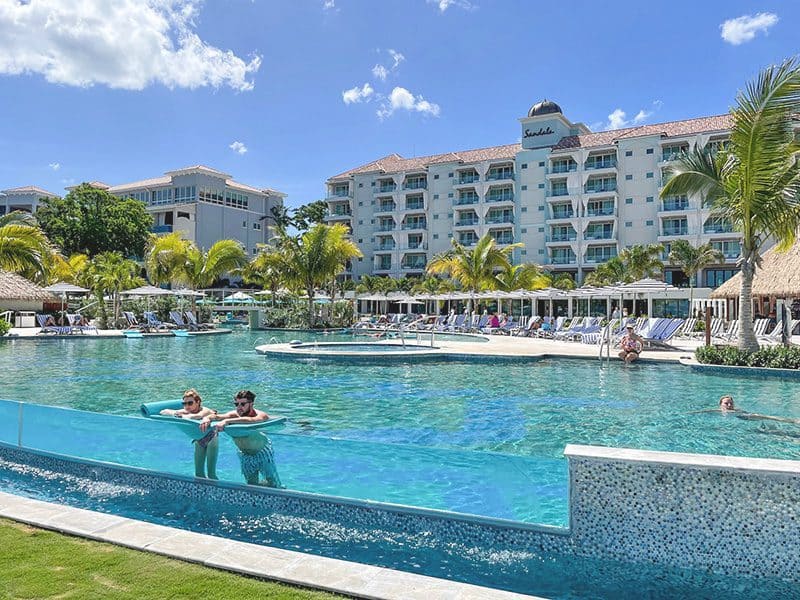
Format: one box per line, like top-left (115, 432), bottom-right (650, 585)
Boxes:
top-left (0, 318), bottom-right (10, 337)
top-left (695, 345), bottom-right (800, 369)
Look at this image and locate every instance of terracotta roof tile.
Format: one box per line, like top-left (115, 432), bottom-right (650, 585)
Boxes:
top-left (1, 186), bottom-right (59, 196)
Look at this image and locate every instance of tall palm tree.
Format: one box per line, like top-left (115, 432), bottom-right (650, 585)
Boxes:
top-left (661, 58), bottom-right (800, 351)
top-left (584, 256), bottom-right (626, 286)
top-left (46, 252), bottom-right (90, 286)
top-left (494, 262), bottom-right (549, 292)
top-left (242, 245), bottom-right (287, 305)
top-left (0, 211), bottom-right (52, 280)
top-left (144, 232), bottom-right (190, 286)
top-left (87, 252), bottom-right (144, 327)
top-left (619, 244), bottom-right (664, 281)
top-left (549, 273), bottom-right (577, 291)
top-left (275, 223), bottom-right (363, 326)
top-left (184, 240), bottom-right (249, 290)
top-left (427, 234), bottom-right (522, 313)
top-left (668, 240), bottom-right (724, 312)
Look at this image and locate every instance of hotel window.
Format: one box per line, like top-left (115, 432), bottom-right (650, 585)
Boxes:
top-left (242, 220), bottom-right (247, 228)
top-left (625, 150), bottom-right (633, 157)
top-left (177, 211), bottom-right (190, 219)
top-left (521, 163), bottom-right (528, 169)
top-left (253, 222), bottom-right (262, 231)
top-left (199, 186), bottom-right (223, 205)
top-left (646, 220), bottom-right (654, 226)
top-left (625, 198), bottom-right (633, 204)
top-left (646, 148), bottom-right (654, 154)
top-left (174, 186), bottom-right (196, 203)
top-left (538, 227), bottom-right (544, 232)
top-left (521, 207), bottom-right (527, 212)
top-left (625, 221), bottom-right (632, 227)
top-left (224, 191), bottom-right (249, 209)
top-left (625, 174), bottom-right (633, 181)
top-left (434, 174), bottom-right (439, 179)
top-left (151, 188), bottom-right (174, 206)
top-left (646, 196), bottom-right (654, 202)
top-left (433, 194), bottom-right (439, 199)
top-left (646, 172), bottom-right (654, 179)
top-left (538, 161), bottom-right (545, 167)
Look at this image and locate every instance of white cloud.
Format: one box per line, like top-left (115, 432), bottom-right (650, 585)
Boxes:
top-left (229, 141), bottom-right (248, 155)
top-left (323, 0), bottom-right (336, 10)
top-left (342, 82), bottom-right (374, 104)
top-left (377, 86), bottom-right (440, 119)
top-left (388, 49), bottom-right (405, 69)
top-left (0, 0), bottom-right (261, 91)
top-left (427, 0), bottom-right (475, 12)
top-left (372, 64), bottom-right (389, 81)
top-left (48, 162), bottom-right (60, 171)
top-left (720, 13), bottom-right (778, 45)
top-left (599, 100), bottom-right (662, 130)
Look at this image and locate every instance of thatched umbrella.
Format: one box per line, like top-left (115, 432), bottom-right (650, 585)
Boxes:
top-left (0, 270), bottom-right (55, 304)
top-left (712, 242), bottom-right (800, 300)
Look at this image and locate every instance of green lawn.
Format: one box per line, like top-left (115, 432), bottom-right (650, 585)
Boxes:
top-left (0, 519), bottom-right (342, 599)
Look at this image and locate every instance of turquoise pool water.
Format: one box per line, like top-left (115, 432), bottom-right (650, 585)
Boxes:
top-left (2, 330), bottom-right (800, 525)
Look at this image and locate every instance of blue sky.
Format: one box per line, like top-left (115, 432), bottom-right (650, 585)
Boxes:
top-left (0, 1), bottom-right (797, 210)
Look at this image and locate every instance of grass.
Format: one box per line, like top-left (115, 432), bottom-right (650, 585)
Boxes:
top-left (0, 519), bottom-right (342, 599)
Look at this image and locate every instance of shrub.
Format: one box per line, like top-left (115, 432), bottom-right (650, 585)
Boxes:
top-left (696, 345), bottom-right (800, 369)
top-left (0, 318), bottom-right (10, 336)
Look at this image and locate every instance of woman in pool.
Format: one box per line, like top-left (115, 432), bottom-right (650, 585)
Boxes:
top-left (618, 325), bottom-right (643, 363)
top-left (200, 390), bottom-right (283, 488)
top-left (160, 389), bottom-right (219, 480)
top-left (695, 395), bottom-right (800, 424)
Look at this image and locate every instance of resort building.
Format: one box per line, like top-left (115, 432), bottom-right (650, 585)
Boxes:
top-left (325, 101), bottom-right (751, 287)
top-left (106, 166), bottom-right (285, 256)
top-left (0, 186), bottom-right (59, 214)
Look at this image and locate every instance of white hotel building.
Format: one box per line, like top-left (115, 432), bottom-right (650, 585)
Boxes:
top-left (3, 166), bottom-right (285, 257)
top-left (325, 101), bottom-right (744, 288)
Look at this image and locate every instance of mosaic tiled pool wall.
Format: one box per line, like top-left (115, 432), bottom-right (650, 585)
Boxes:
top-left (3, 442), bottom-right (800, 584)
top-left (565, 445), bottom-right (800, 582)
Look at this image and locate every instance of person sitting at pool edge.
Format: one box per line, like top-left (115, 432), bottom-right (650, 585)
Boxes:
top-left (200, 390), bottom-right (283, 488)
top-left (618, 325), bottom-right (643, 363)
top-left (160, 389), bottom-right (219, 480)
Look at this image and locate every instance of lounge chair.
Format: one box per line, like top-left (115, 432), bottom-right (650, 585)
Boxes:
top-left (538, 316), bottom-right (566, 338)
top-left (66, 313), bottom-right (97, 335)
top-left (641, 318), bottom-right (685, 349)
top-left (143, 311), bottom-right (169, 330)
top-left (758, 319), bottom-right (800, 345)
top-left (169, 310), bottom-right (189, 329)
top-left (184, 310), bottom-right (212, 331)
top-left (122, 311), bottom-right (146, 330)
top-left (36, 313), bottom-right (70, 335)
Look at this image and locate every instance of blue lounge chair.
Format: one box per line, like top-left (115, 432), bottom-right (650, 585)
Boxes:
top-left (143, 311), bottom-right (168, 330)
top-left (36, 314), bottom-right (70, 335)
top-left (185, 310), bottom-right (211, 331)
top-left (169, 310), bottom-right (189, 329)
top-left (642, 318), bottom-right (685, 349)
top-left (66, 313), bottom-right (97, 335)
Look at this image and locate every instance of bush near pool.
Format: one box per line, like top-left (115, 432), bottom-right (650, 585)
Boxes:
top-left (696, 345), bottom-right (800, 369)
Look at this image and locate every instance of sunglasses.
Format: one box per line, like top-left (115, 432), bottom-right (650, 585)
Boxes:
top-left (182, 399), bottom-right (196, 405)
top-left (234, 401), bottom-right (251, 407)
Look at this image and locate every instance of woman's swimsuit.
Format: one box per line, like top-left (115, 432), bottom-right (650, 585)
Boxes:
top-left (621, 337), bottom-right (641, 354)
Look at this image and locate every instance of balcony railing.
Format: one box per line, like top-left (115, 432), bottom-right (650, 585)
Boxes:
top-left (151, 224), bottom-right (173, 233)
top-left (547, 233), bottom-right (577, 242)
top-left (402, 242), bottom-right (427, 250)
top-left (377, 184), bottom-right (397, 193)
top-left (661, 150), bottom-right (687, 162)
top-left (584, 182), bottom-right (617, 194)
top-left (548, 188), bottom-right (569, 197)
top-left (458, 238), bottom-right (478, 247)
top-left (485, 216), bottom-right (514, 224)
top-left (661, 199), bottom-right (690, 211)
top-left (485, 193), bottom-right (514, 203)
top-left (375, 223), bottom-right (396, 232)
top-left (486, 172), bottom-right (514, 181)
top-left (454, 196), bottom-right (479, 206)
top-left (328, 209), bottom-right (352, 217)
top-left (550, 210), bottom-right (575, 219)
top-left (704, 224), bottom-right (734, 234)
top-left (585, 206), bottom-right (615, 217)
top-left (584, 253), bottom-right (617, 263)
top-left (329, 190), bottom-right (351, 198)
top-left (549, 255), bottom-right (577, 265)
top-left (401, 262), bottom-right (427, 270)
top-left (490, 235), bottom-right (515, 245)
top-left (455, 218), bottom-right (479, 227)
top-left (457, 175), bottom-right (479, 184)
top-left (375, 263), bottom-right (392, 271)
top-left (661, 226), bottom-right (689, 236)
top-left (403, 181), bottom-right (427, 190)
top-left (584, 231), bottom-right (614, 240)
top-left (402, 221), bottom-right (427, 230)
top-left (584, 159), bottom-right (617, 170)
top-left (374, 243), bottom-right (396, 251)
top-left (375, 203), bottom-right (396, 213)
top-left (405, 203), bottom-right (425, 211)
top-left (547, 164), bottom-right (577, 174)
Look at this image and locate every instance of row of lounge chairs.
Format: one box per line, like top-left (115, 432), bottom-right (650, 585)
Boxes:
top-left (37, 313), bottom-right (97, 335)
top-left (123, 310), bottom-right (212, 332)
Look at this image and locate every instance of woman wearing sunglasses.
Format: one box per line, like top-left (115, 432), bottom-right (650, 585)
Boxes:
top-left (200, 390), bottom-right (283, 488)
top-left (160, 389), bottom-right (219, 480)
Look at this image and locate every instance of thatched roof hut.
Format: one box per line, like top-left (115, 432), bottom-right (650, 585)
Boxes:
top-left (0, 270), bottom-right (55, 302)
top-left (711, 242), bottom-right (800, 299)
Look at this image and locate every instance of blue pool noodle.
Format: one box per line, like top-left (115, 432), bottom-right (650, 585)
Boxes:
top-left (140, 399), bottom-right (182, 417)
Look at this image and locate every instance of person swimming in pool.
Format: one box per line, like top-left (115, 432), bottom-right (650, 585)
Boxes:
top-left (200, 390), bottom-right (282, 488)
top-left (160, 388), bottom-right (219, 480)
top-left (694, 395), bottom-right (800, 424)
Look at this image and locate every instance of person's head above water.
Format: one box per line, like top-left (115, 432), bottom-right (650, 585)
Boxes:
top-left (719, 395), bottom-right (735, 411)
top-left (234, 389), bottom-right (256, 415)
top-left (182, 389), bottom-right (202, 413)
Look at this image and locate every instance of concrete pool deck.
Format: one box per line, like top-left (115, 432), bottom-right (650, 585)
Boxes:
top-left (0, 490), bottom-right (539, 599)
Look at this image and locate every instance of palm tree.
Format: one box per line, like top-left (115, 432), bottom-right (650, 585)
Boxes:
top-left (275, 223), bottom-right (363, 326)
top-left (0, 211), bottom-right (52, 280)
top-left (549, 273), bottom-right (577, 290)
top-left (619, 244), bottom-right (664, 281)
top-left (427, 234), bottom-right (522, 313)
top-left (184, 239), bottom-right (249, 290)
top-left (494, 262), bottom-right (548, 292)
top-left (661, 58), bottom-right (800, 351)
top-left (87, 252), bottom-right (144, 327)
top-left (584, 256), bottom-right (626, 286)
top-left (46, 252), bottom-right (90, 286)
top-left (144, 232), bottom-right (190, 286)
top-left (243, 245), bottom-right (287, 305)
top-left (668, 240), bottom-right (724, 313)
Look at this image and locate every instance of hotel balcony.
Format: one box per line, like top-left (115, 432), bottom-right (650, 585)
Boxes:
top-left (374, 184), bottom-right (397, 195)
top-left (401, 202), bottom-right (425, 213)
top-left (374, 263), bottom-right (393, 274)
top-left (485, 215), bottom-right (514, 225)
top-left (374, 201), bottom-right (396, 214)
top-left (400, 254), bottom-right (427, 271)
top-left (703, 224), bottom-right (735, 235)
top-left (547, 206), bottom-right (576, 221)
top-left (326, 189), bottom-right (352, 200)
top-left (583, 159), bottom-right (617, 172)
top-left (489, 232), bottom-right (514, 245)
top-left (453, 195), bottom-right (480, 206)
top-left (374, 222), bottom-right (396, 232)
top-left (545, 186), bottom-right (580, 200)
top-left (454, 217), bottom-right (480, 228)
top-left (546, 163), bottom-right (577, 175)
top-left (658, 225), bottom-right (693, 240)
top-left (485, 172), bottom-right (514, 182)
top-left (583, 182), bottom-right (617, 195)
top-left (151, 224), bottom-right (173, 233)
top-left (659, 148), bottom-right (689, 165)
top-left (485, 190), bottom-right (514, 205)
top-left (584, 204), bottom-right (616, 218)
top-left (454, 174), bottom-right (480, 188)
top-left (583, 231), bottom-right (616, 242)
top-left (457, 235), bottom-right (479, 247)
top-left (546, 232), bottom-right (577, 244)
top-left (401, 220), bottom-right (427, 231)
top-left (660, 198), bottom-right (693, 213)
top-left (373, 241), bottom-right (396, 251)
top-left (402, 180), bottom-right (427, 191)
top-left (400, 241), bottom-right (427, 251)
top-left (583, 250), bottom-right (618, 264)
top-left (326, 207), bottom-right (352, 220)
top-left (546, 254), bottom-right (578, 266)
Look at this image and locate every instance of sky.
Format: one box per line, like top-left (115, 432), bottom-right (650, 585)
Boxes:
top-left (0, 0), bottom-right (798, 211)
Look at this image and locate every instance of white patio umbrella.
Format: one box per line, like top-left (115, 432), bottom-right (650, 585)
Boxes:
top-left (122, 285), bottom-right (175, 297)
top-left (44, 282), bottom-right (90, 317)
top-left (223, 291), bottom-right (254, 303)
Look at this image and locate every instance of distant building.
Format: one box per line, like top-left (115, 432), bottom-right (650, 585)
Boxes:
top-left (3, 166), bottom-right (285, 257)
top-left (326, 100), bottom-right (757, 288)
top-left (0, 186), bottom-right (59, 214)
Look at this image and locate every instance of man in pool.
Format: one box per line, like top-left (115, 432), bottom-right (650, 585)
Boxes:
top-left (200, 390), bottom-right (283, 488)
top-left (160, 389), bottom-right (219, 480)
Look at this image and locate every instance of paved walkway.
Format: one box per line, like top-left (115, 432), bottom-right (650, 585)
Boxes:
top-left (0, 491), bottom-right (539, 599)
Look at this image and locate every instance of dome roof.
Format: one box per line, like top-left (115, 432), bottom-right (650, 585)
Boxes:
top-left (528, 99), bottom-right (562, 117)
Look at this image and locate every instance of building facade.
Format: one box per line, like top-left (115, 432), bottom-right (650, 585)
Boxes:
top-left (325, 101), bottom-right (746, 287)
top-left (3, 167), bottom-right (285, 256)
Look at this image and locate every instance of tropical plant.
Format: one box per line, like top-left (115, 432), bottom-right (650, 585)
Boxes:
top-left (355, 274), bottom-right (397, 294)
top-left (0, 211), bottom-right (52, 281)
top-left (243, 245), bottom-right (287, 305)
top-left (427, 234), bottom-right (521, 313)
top-left (619, 244), bottom-right (665, 281)
top-left (292, 200), bottom-right (328, 231)
top-left (494, 262), bottom-right (548, 292)
top-left (411, 276), bottom-right (455, 295)
top-left (144, 232), bottom-right (190, 286)
top-left (274, 223), bottom-right (363, 326)
top-left (668, 240), bottom-right (724, 310)
top-left (584, 256), bottom-right (626, 286)
top-left (86, 252), bottom-right (144, 327)
top-left (184, 239), bottom-right (248, 292)
top-left (549, 273), bottom-right (577, 290)
top-left (45, 252), bottom-right (91, 286)
top-left (36, 184), bottom-right (153, 258)
top-left (662, 58), bottom-right (800, 351)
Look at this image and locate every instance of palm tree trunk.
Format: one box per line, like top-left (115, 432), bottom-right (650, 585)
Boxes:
top-left (307, 287), bottom-right (315, 328)
top-left (738, 257), bottom-right (759, 352)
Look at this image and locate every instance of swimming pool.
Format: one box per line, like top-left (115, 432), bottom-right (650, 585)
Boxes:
top-left (2, 330), bottom-right (800, 524)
